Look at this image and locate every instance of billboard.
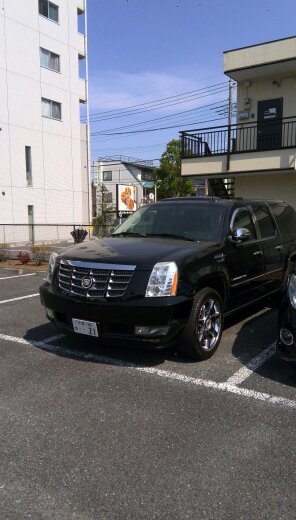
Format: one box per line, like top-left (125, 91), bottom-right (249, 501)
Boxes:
top-left (117, 185), bottom-right (137, 213)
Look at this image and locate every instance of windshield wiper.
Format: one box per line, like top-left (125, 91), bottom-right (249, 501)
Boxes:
top-left (111, 232), bottom-right (147, 238)
top-left (145, 233), bottom-right (197, 242)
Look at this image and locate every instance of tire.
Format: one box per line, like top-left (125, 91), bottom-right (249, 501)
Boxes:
top-left (178, 287), bottom-right (223, 360)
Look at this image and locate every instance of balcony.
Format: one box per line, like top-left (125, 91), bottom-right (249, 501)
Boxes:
top-left (180, 116), bottom-right (296, 178)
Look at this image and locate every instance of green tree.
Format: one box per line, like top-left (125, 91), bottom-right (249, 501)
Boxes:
top-left (153, 139), bottom-right (193, 199)
top-left (92, 182), bottom-right (116, 237)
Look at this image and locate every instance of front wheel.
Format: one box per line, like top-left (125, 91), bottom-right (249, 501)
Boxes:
top-left (178, 288), bottom-right (223, 360)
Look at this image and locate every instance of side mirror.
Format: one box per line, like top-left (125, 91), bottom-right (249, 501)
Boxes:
top-left (229, 227), bottom-right (251, 243)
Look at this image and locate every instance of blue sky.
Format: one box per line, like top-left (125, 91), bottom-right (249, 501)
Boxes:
top-left (87, 0), bottom-right (296, 162)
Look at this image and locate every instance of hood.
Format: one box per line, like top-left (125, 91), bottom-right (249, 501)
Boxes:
top-left (60, 236), bottom-right (213, 270)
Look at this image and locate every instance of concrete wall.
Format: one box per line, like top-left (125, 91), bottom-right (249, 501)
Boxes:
top-left (224, 36), bottom-right (296, 74)
top-left (235, 173), bottom-right (296, 210)
top-left (0, 0), bottom-right (89, 233)
top-left (236, 76), bottom-right (296, 122)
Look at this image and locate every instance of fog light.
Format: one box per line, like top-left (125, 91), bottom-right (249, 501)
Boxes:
top-left (135, 325), bottom-right (169, 336)
top-left (46, 308), bottom-right (55, 319)
top-left (279, 328), bottom-right (294, 346)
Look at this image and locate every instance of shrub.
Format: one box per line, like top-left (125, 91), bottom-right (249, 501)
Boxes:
top-left (30, 243), bottom-right (50, 265)
top-left (17, 251), bottom-right (30, 264)
top-left (0, 243), bottom-right (10, 262)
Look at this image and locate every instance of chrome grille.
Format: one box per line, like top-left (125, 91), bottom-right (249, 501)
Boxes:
top-left (58, 261), bottom-right (135, 299)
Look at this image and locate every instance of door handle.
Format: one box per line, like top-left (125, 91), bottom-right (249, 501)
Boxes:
top-left (274, 245), bottom-right (283, 251)
top-left (253, 251), bottom-right (263, 257)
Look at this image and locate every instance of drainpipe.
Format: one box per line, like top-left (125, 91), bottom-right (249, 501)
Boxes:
top-left (84, 0), bottom-right (92, 224)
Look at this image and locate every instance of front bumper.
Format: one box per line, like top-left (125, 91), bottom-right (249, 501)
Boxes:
top-left (39, 282), bottom-right (192, 348)
top-left (277, 297), bottom-right (296, 363)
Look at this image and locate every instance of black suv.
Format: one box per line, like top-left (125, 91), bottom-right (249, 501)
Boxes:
top-left (40, 197), bottom-right (296, 360)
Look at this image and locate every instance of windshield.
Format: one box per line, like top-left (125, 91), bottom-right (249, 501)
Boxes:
top-left (112, 202), bottom-right (225, 242)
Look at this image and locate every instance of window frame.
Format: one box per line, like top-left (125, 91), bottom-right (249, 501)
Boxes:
top-left (41, 97), bottom-right (62, 121)
top-left (103, 171), bottom-right (112, 181)
top-left (251, 204), bottom-right (277, 241)
top-left (103, 192), bottom-right (113, 204)
top-left (25, 146), bottom-right (33, 187)
top-left (230, 207), bottom-right (257, 241)
top-left (39, 0), bottom-right (59, 24)
top-left (40, 47), bottom-right (60, 73)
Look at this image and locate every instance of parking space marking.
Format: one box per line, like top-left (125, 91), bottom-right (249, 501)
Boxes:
top-left (226, 342), bottom-right (276, 386)
top-left (0, 273), bottom-right (36, 280)
top-left (0, 332), bottom-right (295, 410)
top-left (0, 293), bottom-right (39, 304)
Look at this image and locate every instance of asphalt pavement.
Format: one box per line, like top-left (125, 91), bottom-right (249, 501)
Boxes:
top-left (0, 268), bottom-right (295, 520)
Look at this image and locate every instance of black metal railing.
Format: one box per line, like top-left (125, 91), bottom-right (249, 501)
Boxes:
top-left (180, 116), bottom-right (296, 159)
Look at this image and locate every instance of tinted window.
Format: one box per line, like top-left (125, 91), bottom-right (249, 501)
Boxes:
top-left (113, 203), bottom-right (226, 242)
top-left (253, 206), bottom-right (276, 239)
top-left (269, 203), bottom-right (296, 240)
top-left (232, 209), bottom-right (256, 239)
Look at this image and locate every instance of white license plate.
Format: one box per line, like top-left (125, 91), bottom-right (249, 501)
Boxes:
top-left (72, 319), bottom-right (99, 337)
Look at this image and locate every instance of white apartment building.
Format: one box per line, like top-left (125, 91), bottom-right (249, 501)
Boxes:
top-left (92, 157), bottom-right (155, 215)
top-left (0, 0), bottom-right (90, 243)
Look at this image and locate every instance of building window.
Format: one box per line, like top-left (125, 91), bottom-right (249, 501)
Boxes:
top-left (41, 98), bottom-right (62, 120)
top-left (78, 54), bottom-right (86, 79)
top-left (103, 192), bottom-right (112, 204)
top-left (25, 146), bottom-right (33, 186)
top-left (103, 171), bottom-right (112, 181)
top-left (77, 8), bottom-right (85, 34)
top-left (141, 171), bottom-right (153, 181)
top-left (40, 48), bottom-right (60, 72)
top-left (28, 205), bottom-right (34, 243)
top-left (39, 0), bottom-right (59, 22)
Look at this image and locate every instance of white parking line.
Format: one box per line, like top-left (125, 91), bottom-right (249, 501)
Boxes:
top-left (226, 342), bottom-right (276, 386)
top-left (0, 273), bottom-right (36, 280)
top-left (0, 332), bottom-right (294, 410)
top-left (0, 293), bottom-right (39, 304)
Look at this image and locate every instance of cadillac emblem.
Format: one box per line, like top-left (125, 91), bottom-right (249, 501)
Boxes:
top-left (81, 275), bottom-right (93, 289)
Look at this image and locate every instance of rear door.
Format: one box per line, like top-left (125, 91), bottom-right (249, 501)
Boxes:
top-left (250, 203), bottom-right (284, 293)
top-left (225, 207), bottom-right (265, 310)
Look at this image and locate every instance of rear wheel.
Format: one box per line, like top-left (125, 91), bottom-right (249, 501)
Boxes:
top-left (178, 288), bottom-right (223, 360)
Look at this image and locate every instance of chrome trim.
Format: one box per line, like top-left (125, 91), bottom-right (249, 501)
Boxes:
top-left (59, 259), bottom-right (136, 271)
top-left (230, 267), bottom-right (283, 287)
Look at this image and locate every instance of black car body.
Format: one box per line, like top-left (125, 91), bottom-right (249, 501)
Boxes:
top-left (277, 271), bottom-right (296, 364)
top-left (40, 197), bottom-right (296, 360)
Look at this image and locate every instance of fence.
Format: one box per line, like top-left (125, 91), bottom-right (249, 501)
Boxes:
top-left (0, 223), bottom-right (116, 246)
top-left (180, 115), bottom-right (296, 158)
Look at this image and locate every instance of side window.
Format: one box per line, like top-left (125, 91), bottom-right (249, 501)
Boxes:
top-left (269, 204), bottom-right (296, 240)
top-left (253, 206), bottom-right (276, 239)
top-left (232, 209), bottom-right (256, 240)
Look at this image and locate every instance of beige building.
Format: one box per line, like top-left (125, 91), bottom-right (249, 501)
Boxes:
top-left (181, 36), bottom-right (296, 208)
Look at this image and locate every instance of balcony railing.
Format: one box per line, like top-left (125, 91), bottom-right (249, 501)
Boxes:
top-left (180, 116), bottom-right (296, 159)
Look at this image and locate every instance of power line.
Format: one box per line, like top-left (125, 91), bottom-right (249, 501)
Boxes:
top-left (83, 81), bottom-right (228, 121)
top-left (91, 116), bottom-right (226, 136)
top-left (90, 94), bottom-right (229, 136)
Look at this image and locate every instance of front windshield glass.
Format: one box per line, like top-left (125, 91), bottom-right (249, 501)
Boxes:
top-left (112, 202), bottom-right (225, 242)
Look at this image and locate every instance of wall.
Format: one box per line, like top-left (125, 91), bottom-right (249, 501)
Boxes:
top-left (235, 173), bottom-right (296, 210)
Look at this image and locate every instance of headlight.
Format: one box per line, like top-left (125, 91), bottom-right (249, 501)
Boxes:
top-left (288, 273), bottom-right (296, 309)
top-left (46, 252), bottom-right (58, 284)
top-left (145, 262), bottom-right (178, 297)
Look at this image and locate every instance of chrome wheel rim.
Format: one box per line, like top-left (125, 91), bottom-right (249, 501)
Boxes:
top-left (196, 298), bottom-right (221, 351)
